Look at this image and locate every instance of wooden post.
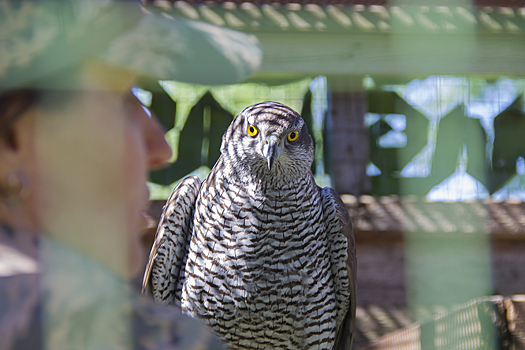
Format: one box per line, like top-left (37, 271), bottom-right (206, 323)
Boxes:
top-left (329, 91), bottom-right (370, 195)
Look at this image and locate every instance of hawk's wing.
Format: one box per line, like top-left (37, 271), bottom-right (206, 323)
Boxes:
top-left (142, 176), bottom-right (202, 306)
top-left (319, 187), bottom-right (357, 350)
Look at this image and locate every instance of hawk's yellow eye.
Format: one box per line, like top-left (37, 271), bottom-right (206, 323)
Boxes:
top-left (247, 125), bottom-right (258, 137)
top-left (287, 131), bottom-right (299, 142)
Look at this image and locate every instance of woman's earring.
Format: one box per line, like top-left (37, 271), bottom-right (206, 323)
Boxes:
top-left (0, 172), bottom-right (30, 207)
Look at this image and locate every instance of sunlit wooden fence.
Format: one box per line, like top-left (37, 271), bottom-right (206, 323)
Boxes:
top-left (366, 295), bottom-right (525, 350)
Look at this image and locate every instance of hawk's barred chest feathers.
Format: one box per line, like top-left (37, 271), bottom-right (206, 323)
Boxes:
top-left (144, 102), bottom-right (356, 350)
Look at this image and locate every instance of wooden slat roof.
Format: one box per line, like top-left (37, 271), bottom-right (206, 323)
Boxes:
top-left (146, 0), bottom-right (525, 8)
top-left (142, 0), bottom-right (525, 82)
top-left (145, 197), bottom-right (525, 239)
top-left (342, 195), bottom-right (525, 239)
top-left (143, 0), bottom-right (525, 79)
top-left (145, 1), bottom-right (525, 34)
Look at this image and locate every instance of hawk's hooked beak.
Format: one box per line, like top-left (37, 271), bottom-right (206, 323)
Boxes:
top-left (264, 134), bottom-right (282, 171)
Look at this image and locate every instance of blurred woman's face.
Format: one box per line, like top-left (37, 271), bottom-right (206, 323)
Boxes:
top-left (34, 62), bottom-right (171, 278)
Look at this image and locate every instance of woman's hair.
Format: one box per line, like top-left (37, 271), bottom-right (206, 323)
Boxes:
top-left (0, 90), bottom-right (40, 137)
top-left (0, 64), bottom-right (82, 137)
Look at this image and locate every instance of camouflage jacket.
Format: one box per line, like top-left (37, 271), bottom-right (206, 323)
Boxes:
top-left (0, 226), bottom-right (224, 350)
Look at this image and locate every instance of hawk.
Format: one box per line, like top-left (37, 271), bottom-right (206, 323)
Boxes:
top-left (143, 101), bottom-right (356, 349)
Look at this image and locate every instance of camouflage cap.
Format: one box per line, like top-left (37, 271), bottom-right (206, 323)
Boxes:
top-left (0, 0), bottom-right (262, 92)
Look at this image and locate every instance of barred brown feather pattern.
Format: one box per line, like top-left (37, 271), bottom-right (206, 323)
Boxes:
top-left (143, 176), bottom-right (201, 305)
top-left (320, 187), bottom-right (356, 350)
top-left (144, 102), bottom-right (355, 350)
top-left (320, 188), bottom-right (351, 326)
top-left (181, 160), bottom-right (340, 349)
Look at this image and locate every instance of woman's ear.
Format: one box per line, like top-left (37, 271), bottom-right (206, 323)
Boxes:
top-left (0, 111), bottom-right (37, 206)
top-left (0, 121), bottom-right (25, 155)
top-left (0, 112), bottom-right (35, 165)
top-left (1, 128), bottom-right (16, 151)
top-left (0, 90), bottom-right (38, 159)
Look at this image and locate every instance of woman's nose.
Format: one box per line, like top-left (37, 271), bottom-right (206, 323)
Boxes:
top-left (144, 110), bottom-right (172, 170)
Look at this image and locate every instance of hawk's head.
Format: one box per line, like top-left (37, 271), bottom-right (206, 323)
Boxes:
top-left (221, 101), bottom-right (314, 179)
